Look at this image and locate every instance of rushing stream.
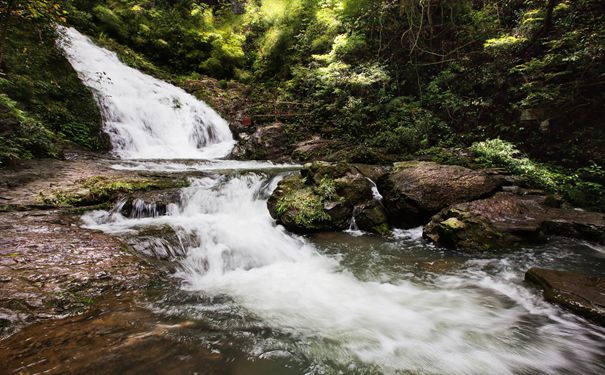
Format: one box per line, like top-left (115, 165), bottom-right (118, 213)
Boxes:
top-left (58, 27), bottom-right (605, 374)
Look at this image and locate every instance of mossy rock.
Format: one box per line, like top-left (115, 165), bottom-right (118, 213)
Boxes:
top-left (424, 192), bottom-right (605, 251)
top-left (268, 162), bottom-right (390, 234)
top-left (39, 176), bottom-right (189, 208)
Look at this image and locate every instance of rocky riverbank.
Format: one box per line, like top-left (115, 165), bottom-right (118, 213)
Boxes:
top-left (1, 154), bottom-right (604, 339)
top-left (269, 161), bottom-right (604, 249)
top-left (268, 160), bottom-right (605, 322)
top-left (0, 152), bottom-right (190, 337)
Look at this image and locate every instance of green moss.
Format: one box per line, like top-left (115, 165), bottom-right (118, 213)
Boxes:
top-left (372, 222), bottom-right (391, 236)
top-left (275, 187), bottom-right (330, 228)
top-left (0, 19), bottom-right (106, 162)
top-left (40, 176), bottom-right (189, 207)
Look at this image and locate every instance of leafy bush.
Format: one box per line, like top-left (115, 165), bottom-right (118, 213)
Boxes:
top-left (471, 139), bottom-right (605, 211)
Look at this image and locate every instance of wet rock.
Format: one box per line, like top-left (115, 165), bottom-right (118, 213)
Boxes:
top-left (0, 210), bottom-right (155, 337)
top-left (424, 192), bottom-right (605, 251)
top-left (525, 267), bottom-right (605, 325)
top-left (379, 161), bottom-right (505, 228)
top-left (119, 189), bottom-right (181, 218)
top-left (231, 122), bottom-right (290, 161)
top-left (268, 161), bottom-right (390, 234)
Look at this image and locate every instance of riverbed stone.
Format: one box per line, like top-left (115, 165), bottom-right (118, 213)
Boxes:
top-left (378, 161), bottom-right (505, 227)
top-left (268, 161), bottom-right (390, 234)
top-left (424, 192), bottom-right (605, 251)
top-left (525, 267), bottom-right (605, 325)
top-left (0, 210), bottom-right (156, 337)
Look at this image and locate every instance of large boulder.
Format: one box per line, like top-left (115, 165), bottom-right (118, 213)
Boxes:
top-left (525, 267), bottom-right (605, 325)
top-left (231, 122), bottom-right (290, 161)
top-left (424, 192), bottom-right (605, 251)
top-left (267, 162), bottom-right (390, 234)
top-left (379, 161), bottom-right (505, 227)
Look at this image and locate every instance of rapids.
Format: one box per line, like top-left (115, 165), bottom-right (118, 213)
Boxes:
top-left (82, 169), bottom-right (605, 374)
top-left (58, 26), bottom-right (605, 374)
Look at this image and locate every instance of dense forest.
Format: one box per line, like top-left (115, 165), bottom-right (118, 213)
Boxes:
top-left (3, 2), bottom-right (605, 372)
top-left (0, 0), bottom-right (604, 209)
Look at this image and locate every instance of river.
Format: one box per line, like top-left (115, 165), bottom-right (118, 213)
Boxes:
top-left (45, 26), bottom-right (605, 374)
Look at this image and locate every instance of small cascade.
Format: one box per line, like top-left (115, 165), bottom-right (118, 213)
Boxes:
top-left (57, 26), bottom-right (235, 160)
top-left (345, 206), bottom-right (364, 237)
top-left (366, 177), bottom-right (383, 203)
top-left (129, 199), bottom-right (160, 219)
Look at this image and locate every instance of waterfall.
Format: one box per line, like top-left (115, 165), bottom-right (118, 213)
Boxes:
top-left (57, 26), bottom-right (235, 160)
top-left (65, 28), bottom-right (605, 374)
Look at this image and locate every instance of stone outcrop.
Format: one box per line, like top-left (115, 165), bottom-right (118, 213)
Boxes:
top-left (292, 135), bottom-right (336, 161)
top-left (525, 267), bottom-right (605, 325)
top-left (379, 161), bottom-right (505, 227)
top-left (231, 122), bottom-right (290, 161)
top-left (267, 162), bottom-right (390, 234)
top-left (424, 192), bottom-right (605, 251)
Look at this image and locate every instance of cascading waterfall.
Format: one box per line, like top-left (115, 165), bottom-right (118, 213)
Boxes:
top-left (83, 171), bottom-right (605, 374)
top-left (57, 26), bottom-right (234, 159)
top-left (63, 27), bottom-right (605, 374)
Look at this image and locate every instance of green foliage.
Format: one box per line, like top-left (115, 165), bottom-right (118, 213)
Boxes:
top-left (92, 5), bottom-right (126, 36)
top-left (0, 93), bottom-right (59, 163)
top-left (471, 139), bottom-right (605, 211)
top-left (471, 138), bottom-right (560, 191)
top-left (2, 0), bottom-right (603, 169)
top-left (316, 176), bottom-right (338, 200)
top-left (0, 18), bottom-right (106, 163)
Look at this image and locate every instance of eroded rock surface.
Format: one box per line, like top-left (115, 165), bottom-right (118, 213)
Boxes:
top-left (379, 161), bottom-right (504, 227)
top-left (424, 192), bottom-right (605, 251)
top-left (525, 267), bottom-right (605, 324)
top-left (0, 210), bottom-right (155, 337)
top-left (0, 155), bottom-right (187, 210)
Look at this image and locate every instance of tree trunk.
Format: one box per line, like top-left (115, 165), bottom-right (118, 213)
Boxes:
top-left (0, 0), bottom-right (17, 72)
top-left (543, 0), bottom-right (556, 35)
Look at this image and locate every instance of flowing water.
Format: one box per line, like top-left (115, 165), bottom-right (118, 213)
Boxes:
top-left (57, 26), bottom-right (235, 160)
top-left (54, 27), bottom-right (605, 374)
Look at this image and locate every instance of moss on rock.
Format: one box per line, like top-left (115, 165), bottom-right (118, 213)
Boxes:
top-left (40, 176), bottom-right (189, 207)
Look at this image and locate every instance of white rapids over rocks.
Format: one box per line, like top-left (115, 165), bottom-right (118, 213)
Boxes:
top-left (83, 170), bottom-right (605, 374)
top-left (63, 25), bottom-right (605, 375)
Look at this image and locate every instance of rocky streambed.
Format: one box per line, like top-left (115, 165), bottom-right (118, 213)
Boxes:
top-left (268, 160), bottom-right (605, 323)
top-left (1, 155), bottom-right (605, 374)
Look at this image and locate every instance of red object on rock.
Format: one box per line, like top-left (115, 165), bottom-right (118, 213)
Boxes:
top-left (242, 116), bottom-right (252, 126)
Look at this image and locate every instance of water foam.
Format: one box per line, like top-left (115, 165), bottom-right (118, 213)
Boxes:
top-left (57, 26), bottom-right (234, 159)
top-left (83, 172), bottom-right (605, 374)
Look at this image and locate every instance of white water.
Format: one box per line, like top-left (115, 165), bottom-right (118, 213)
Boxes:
top-left (57, 26), bottom-right (234, 159)
top-left (66, 28), bottom-right (605, 374)
top-left (83, 172), bottom-right (605, 374)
